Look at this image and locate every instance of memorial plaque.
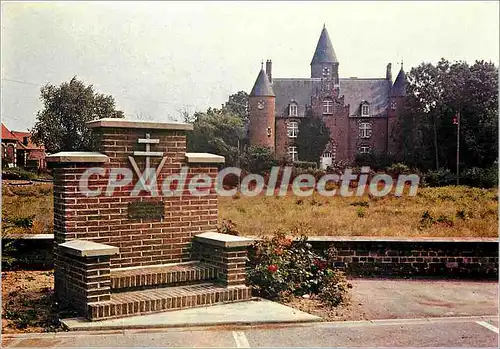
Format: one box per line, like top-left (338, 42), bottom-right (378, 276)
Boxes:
top-left (128, 201), bottom-right (165, 219)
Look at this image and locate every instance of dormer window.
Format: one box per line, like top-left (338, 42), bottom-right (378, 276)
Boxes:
top-left (289, 103), bottom-right (298, 116)
top-left (323, 98), bottom-right (333, 114)
top-left (361, 104), bottom-right (370, 117)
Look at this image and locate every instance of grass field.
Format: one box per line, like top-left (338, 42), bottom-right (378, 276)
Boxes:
top-left (219, 186), bottom-right (498, 238)
top-left (2, 183), bottom-right (497, 238)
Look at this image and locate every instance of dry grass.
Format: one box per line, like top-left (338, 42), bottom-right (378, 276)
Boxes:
top-left (2, 183), bottom-right (497, 238)
top-left (2, 183), bottom-right (53, 236)
top-left (1, 270), bottom-right (59, 333)
top-left (219, 186), bottom-right (498, 238)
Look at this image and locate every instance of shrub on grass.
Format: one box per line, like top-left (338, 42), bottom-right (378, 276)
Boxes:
top-left (248, 230), bottom-right (350, 306)
top-left (460, 167), bottom-right (498, 188)
top-left (217, 219), bottom-right (239, 236)
top-left (424, 168), bottom-right (456, 187)
top-left (356, 207), bottom-right (365, 218)
top-left (2, 167), bottom-right (38, 180)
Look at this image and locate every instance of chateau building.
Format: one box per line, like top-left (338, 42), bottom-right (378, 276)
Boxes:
top-left (248, 25), bottom-right (407, 168)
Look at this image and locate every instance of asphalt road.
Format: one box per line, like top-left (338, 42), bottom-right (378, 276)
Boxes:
top-left (3, 315), bottom-right (498, 347)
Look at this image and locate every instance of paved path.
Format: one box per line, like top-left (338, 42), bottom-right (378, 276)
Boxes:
top-left (349, 278), bottom-right (498, 319)
top-left (2, 315), bottom-right (498, 347)
top-left (2, 278), bottom-right (498, 347)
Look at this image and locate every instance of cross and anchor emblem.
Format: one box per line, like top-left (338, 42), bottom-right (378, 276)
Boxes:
top-left (128, 133), bottom-right (168, 187)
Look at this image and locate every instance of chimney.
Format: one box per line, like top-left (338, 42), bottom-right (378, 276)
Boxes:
top-left (386, 63), bottom-right (392, 82)
top-left (266, 59), bottom-right (272, 83)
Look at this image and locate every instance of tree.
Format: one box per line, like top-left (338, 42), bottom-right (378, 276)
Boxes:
top-left (31, 77), bottom-right (124, 153)
top-left (240, 146), bottom-right (275, 173)
top-left (295, 115), bottom-right (330, 164)
top-left (396, 59), bottom-right (498, 171)
top-left (221, 91), bottom-right (249, 124)
top-left (186, 109), bottom-right (245, 167)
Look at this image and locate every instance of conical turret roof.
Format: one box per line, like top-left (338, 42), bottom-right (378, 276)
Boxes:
top-left (311, 25), bottom-right (338, 64)
top-left (250, 68), bottom-right (275, 97)
top-left (391, 65), bottom-right (407, 97)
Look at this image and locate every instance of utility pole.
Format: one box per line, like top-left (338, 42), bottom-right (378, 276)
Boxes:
top-left (454, 111), bottom-right (460, 185)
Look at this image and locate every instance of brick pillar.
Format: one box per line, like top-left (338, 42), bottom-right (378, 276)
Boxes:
top-left (192, 232), bottom-right (253, 286)
top-left (55, 239), bottom-right (118, 317)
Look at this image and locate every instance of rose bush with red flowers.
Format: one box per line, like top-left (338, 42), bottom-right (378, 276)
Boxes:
top-left (267, 264), bottom-right (278, 273)
top-left (247, 229), bottom-right (350, 305)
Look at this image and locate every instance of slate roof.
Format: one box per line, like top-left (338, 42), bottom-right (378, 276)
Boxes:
top-left (339, 78), bottom-right (391, 117)
top-left (272, 78), bottom-right (391, 118)
top-left (391, 67), bottom-right (407, 97)
top-left (311, 26), bottom-right (338, 64)
top-left (273, 78), bottom-right (321, 117)
top-left (250, 69), bottom-right (275, 97)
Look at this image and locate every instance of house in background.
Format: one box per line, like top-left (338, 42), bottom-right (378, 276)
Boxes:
top-left (1, 123), bottom-right (46, 170)
top-left (248, 25), bottom-right (407, 169)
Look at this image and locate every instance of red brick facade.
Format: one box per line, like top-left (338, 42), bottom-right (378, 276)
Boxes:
top-left (48, 120), bottom-right (253, 320)
top-left (248, 96), bottom-right (275, 150)
top-left (248, 26), bottom-right (406, 165)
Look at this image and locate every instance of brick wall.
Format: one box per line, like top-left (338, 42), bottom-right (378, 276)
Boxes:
top-left (192, 241), bottom-right (248, 286)
top-left (311, 94), bottom-right (350, 162)
top-left (347, 117), bottom-right (389, 159)
top-left (248, 96), bottom-right (276, 150)
top-left (55, 252), bottom-right (112, 316)
top-left (7, 235), bottom-right (497, 279)
top-left (51, 127), bottom-right (219, 268)
top-left (307, 238), bottom-right (498, 278)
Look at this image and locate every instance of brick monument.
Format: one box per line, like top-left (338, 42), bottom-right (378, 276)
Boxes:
top-left (46, 119), bottom-right (253, 321)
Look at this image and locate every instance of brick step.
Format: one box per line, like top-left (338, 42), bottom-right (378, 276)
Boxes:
top-left (110, 261), bottom-right (217, 291)
top-left (88, 283), bottom-right (253, 320)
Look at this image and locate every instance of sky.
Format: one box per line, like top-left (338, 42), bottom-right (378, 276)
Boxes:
top-left (1, 1), bottom-right (499, 131)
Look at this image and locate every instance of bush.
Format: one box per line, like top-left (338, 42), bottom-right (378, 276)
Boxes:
top-left (248, 230), bottom-right (350, 306)
top-left (240, 146), bottom-right (276, 174)
top-left (460, 166), bottom-right (498, 188)
top-left (2, 167), bottom-right (38, 180)
top-left (293, 161), bottom-right (318, 170)
top-left (354, 151), bottom-right (395, 170)
top-left (318, 270), bottom-right (351, 307)
top-left (217, 219), bottom-right (239, 236)
top-left (385, 163), bottom-right (411, 177)
top-left (424, 168), bottom-right (457, 187)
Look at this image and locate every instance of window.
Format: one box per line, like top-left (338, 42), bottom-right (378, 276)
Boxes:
top-left (359, 145), bottom-right (370, 154)
top-left (390, 101), bottom-right (397, 110)
top-left (288, 146), bottom-right (298, 162)
top-left (361, 104), bottom-right (370, 117)
top-left (323, 99), bottom-right (333, 114)
top-left (289, 103), bottom-right (298, 116)
top-left (287, 121), bottom-right (299, 138)
top-left (267, 127), bottom-right (272, 137)
top-left (361, 105), bottom-right (370, 116)
top-left (359, 123), bottom-right (372, 138)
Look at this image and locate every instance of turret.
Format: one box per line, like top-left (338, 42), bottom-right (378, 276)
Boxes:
top-left (311, 25), bottom-right (339, 84)
top-left (248, 64), bottom-right (275, 150)
top-left (391, 62), bottom-right (407, 97)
